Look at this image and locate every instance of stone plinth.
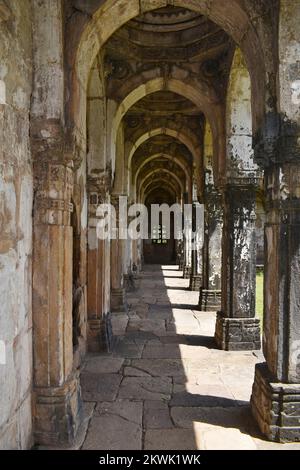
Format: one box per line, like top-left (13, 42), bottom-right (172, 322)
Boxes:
top-left (251, 363), bottom-right (300, 442)
top-left (215, 312), bottom-right (261, 351)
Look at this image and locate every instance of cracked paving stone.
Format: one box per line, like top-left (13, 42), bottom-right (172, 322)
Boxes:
top-left (95, 400), bottom-right (143, 425)
top-left (112, 338), bottom-right (145, 358)
top-left (130, 359), bottom-right (187, 377)
top-left (118, 377), bottom-right (172, 401)
top-left (81, 373), bottom-right (122, 402)
top-left (82, 403), bottom-right (142, 450)
top-left (124, 366), bottom-right (152, 377)
top-left (143, 401), bottom-right (173, 429)
top-left (83, 357), bottom-right (124, 374)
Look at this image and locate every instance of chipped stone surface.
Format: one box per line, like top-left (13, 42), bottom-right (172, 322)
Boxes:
top-left (0, 0), bottom-right (33, 450)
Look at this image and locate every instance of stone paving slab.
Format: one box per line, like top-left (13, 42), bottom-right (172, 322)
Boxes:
top-left (170, 406), bottom-right (255, 432)
top-left (144, 401), bottom-right (173, 429)
top-left (130, 359), bottom-right (187, 377)
top-left (83, 357), bottom-right (124, 374)
top-left (95, 400), bottom-right (143, 425)
top-left (81, 373), bottom-right (122, 402)
top-left (118, 376), bottom-right (172, 401)
top-left (82, 412), bottom-right (142, 450)
top-left (144, 429), bottom-right (198, 450)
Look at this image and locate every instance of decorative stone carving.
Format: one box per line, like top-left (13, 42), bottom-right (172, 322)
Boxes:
top-left (104, 56), bottom-right (131, 80)
top-left (199, 173), bottom-right (223, 311)
top-left (251, 363), bottom-right (300, 442)
top-left (215, 181), bottom-right (261, 351)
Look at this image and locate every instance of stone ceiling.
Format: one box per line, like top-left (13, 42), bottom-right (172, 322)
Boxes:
top-left (102, 5), bottom-right (235, 199)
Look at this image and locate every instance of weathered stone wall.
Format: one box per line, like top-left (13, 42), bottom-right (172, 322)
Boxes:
top-left (0, 0), bottom-right (33, 449)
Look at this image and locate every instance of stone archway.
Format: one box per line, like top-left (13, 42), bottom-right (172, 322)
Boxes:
top-left (28, 0), bottom-right (300, 449)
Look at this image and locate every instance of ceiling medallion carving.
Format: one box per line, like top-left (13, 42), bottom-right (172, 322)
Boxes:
top-left (104, 56), bottom-right (131, 80)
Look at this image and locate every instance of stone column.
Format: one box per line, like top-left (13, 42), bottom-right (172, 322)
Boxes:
top-left (215, 179), bottom-right (261, 351)
top-left (176, 239), bottom-right (184, 270)
top-left (182, 193), bottom-right (192, 279)
top-left (199, 181), bottom-right (222, 310)
top-left (190, 202), bottom-right (203, 291)
top-left (110, 195), bottom-right (127, 311)
top-left (87, 176), bottom-right (112, 352)
top-left (32, 158), bottom-right (81, 447)
top-left (251, 163), bottom-right (300, 442)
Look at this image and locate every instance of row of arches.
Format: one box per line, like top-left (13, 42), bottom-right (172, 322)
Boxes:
top-left (27, 0), bottom-right (300, 448)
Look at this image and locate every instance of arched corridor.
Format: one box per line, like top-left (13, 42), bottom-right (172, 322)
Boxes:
top-left (1, 0), bottom-right (300, 451)
top-left (79, 264), bottom-right (299, 450)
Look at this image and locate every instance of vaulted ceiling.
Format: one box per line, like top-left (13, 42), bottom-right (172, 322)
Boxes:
top-left (102, 5), bottom-right (235, 202)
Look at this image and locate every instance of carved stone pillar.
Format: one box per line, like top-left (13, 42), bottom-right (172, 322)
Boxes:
top-left (87, 175), bottom-right (112, 352)
top-left (110, 195), bottom-right (127, 312)
top-left (32, 158), bottom-right (81, 447)
top-left (199, 183), bottom-right (222, 310)
top-left (176, 239), bottom-right (184, 270)
top-left (215, 179), bottom-right (261, 351)
top-left (190, 202), bottom-right (203, 291)
top-left (251, 163), bottom-right (300, 442)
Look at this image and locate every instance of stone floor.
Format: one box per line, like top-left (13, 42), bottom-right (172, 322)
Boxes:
top-left (79, 265), bottom-right (300, 450)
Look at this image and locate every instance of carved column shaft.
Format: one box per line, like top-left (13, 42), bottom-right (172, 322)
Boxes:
top-left (215, 180), bottom-right (261, 351)
top-left (110, 195), bottom-right (127, 312)
top-left (199, 183), bottom-right (222, 310)
top-left (190, 202), bottom-right (203, 291)
top-left (251, 163), bottom-right (300, 442)
top-left (87, 174), bottom-right (112, 352)
top-left (32, 158), bottom-right (81, 446)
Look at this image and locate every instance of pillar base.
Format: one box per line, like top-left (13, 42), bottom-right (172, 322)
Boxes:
top-left (87, 313), bottom-right (113, 353)
top-left (215, 312), bottom-right (261, 351)
top-left (199, 288), bottom-right (221, 311)
top-left (124, 273), bottom-right (136, 291)
top-left (183, 265), bottom-right (192, 279)
top-left (189, 274), bottom-right (202, 291)
top-left (34, 372), bottom-right (82, 447)
top-left (111, 288), bottom-right (127, 312)
top-left (251, 362), bottom-right (300, 442)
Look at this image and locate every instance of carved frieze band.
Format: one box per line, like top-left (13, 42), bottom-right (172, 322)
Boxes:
top-left (33, 162), bottom-right (73, 226)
